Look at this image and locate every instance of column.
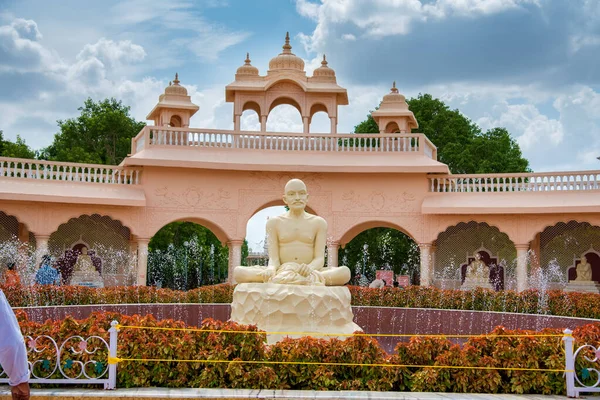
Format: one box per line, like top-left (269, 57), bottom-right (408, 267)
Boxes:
top-left (17, 223), bottom-right (29, 269)
top-left (227, 240), bottom-right (244, 284)
top-left (329, 116), bottom-right (337, 134)
top-left (260, 115), bottom-right (267, 132)
top-left (127, 238), bottom-right (138, 278)
top-left (419, 243), bottom-right (432, 286)
top-left (516, 244), bottom-right (529, 292)
top-left (136, 239), bottom-right (149, 286)
top-left (234, 114), bottom-right (241, 131)
top-left (34, 234), bottom-right (50, 268)
top-left (327, 241), bottom-right (339, 268)
top-left (303, 116), bottom-right (310, 133)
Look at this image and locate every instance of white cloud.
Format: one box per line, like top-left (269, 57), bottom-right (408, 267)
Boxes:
top-left (77, 38), bottom-right (146, 68)
top-left (296, 0), bottom-right (540, 51)
top-left (0, 18), bottom-right (62, 73)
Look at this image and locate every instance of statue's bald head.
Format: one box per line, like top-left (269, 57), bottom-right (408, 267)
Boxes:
top-left (284, 178), bottom-right (307, 193)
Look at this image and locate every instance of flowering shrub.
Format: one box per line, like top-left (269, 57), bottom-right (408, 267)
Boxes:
top-left (12, 311), bottom-right (600, 394)
top-left (4, 283), bottom-right (600, 319)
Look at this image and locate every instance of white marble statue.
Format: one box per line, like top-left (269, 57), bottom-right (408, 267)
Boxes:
top-left (574, 255), bottom-right (593, 282)
top-left (461, 252), bottom-right (493, 290)
top-left (233, 178), bottom-right (350, 286)
top-left (230, 179), bottom-right (360, 343)
top-left (70, 246), bottom-right (104, 288)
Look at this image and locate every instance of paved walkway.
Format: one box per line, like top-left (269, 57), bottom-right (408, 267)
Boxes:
top-left (0, 387), bottom-right (569, 399)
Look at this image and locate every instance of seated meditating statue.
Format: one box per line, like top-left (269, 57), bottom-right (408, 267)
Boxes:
top-left (233, 178), bottom-right (351, 286)
top-left (462, 252), bottom-right (492, 290)
top-left (231, 178), bottom-right (359, 343)
top-left (70, 246), bottom-right (104, 288)
top-left (574, 255), bottom-right (593, 282)
top-left (73, 247), bottom-right (96, 274)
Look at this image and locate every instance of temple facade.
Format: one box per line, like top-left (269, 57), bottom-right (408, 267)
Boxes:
top-left (1, 34), bottom-right (599, 291)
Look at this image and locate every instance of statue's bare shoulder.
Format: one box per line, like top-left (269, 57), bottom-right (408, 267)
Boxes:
top-left (305, 213), bottom-right (327, 230)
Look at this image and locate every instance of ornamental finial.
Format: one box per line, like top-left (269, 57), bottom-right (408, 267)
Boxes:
top-left (173, 73), bottom-right (180, 85)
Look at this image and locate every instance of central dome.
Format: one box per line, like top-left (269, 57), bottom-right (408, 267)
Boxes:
top-left (269, 32), bottom-right (305, 72)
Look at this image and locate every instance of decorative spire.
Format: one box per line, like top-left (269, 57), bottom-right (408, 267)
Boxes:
top-left (173, 73), bottom-right (180, 85)
top-left (169, 81), bottom-right (172, 86)
top-left (391, 81), bottom-right (398, 93)
top-left (245, 52), bottom-right (251, 65)
top-left (282, 31), bottom-right (292, 53)
top-left (321, 54), bottom-right (328, 66)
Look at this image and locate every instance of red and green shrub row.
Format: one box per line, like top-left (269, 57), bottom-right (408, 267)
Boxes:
top-left (13, 311), bottom-right (600, 394)
top-left (4, 283), bottom-right (600, 319)
top-left (1, 283), bottom-right (234, 307)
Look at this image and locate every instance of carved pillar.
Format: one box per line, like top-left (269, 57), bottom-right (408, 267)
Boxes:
top-left (17, 223), bottom-right (29, 269)
top-left (327, 241), bottom-right (339, 268)
top-left (34, 234), bottom-right (50, 268)
top-left (228, 240), bottom-right (244, 284)
top-left (303, 116), bottom-right (309, 133)
top-left (430, 243), bottom-right (437, 285)
top-left (419, 243), bottom-right (432, 286)
top-left (260, 115), bottom-right (267, 132)
top-left (516, 244), bottom-right (529, 292)
top-left (234, 114), bottom-right (241, 131)
top-left (329, 116), bottom-right (337, 134)
top-left (127, 238), bottom-right (138, 277)
top-left (136, 239), bottom-right (149, 286)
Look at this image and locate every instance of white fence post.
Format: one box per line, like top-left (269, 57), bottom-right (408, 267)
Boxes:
top-left (106, 320), bottom-right (119, 390)
top-left (564, 328), bottom-right (576, 398)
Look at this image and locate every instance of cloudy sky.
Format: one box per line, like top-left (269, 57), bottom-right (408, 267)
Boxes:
top-left (1, 0), bottom-right (599, 249)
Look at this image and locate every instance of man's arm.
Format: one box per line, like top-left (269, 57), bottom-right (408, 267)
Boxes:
top-left (0, 290), bottom-right (30, 388)
top-left (308, 217), bottom-right (327, 271)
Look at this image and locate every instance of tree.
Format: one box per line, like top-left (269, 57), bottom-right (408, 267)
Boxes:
top-left (347, 94), bottom-right (531, 285)
top-left (353, 93), bottom-right (531, 174)
top-left (0, 131), bottom-right (36, 159)
top-left (41, 98), bottom-right (145, 165)
top-left (148, 221), bottom-right (249, 289)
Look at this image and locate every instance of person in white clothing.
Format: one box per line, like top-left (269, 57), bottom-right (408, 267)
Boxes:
top-left (0, 289), bottom-right (30, 400)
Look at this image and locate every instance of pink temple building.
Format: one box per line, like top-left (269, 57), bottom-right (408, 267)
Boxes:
top-left (1, 34), bottom-right (599, 291)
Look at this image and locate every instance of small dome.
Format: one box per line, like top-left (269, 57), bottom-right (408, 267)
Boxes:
top-left (268, 32), bottom-right (305, 72)
top-left (312, 55), bottom-right (336, 82)
top-left (236, 53), bottom-right (259, 76)
top-left (380, 81), bottom-right (408, 111)
top-left (165, 73), bottom-right (188, 96)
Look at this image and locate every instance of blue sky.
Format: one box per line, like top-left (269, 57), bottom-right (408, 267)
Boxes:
top-left (1, 0), bottom-right (599, 250)
top-left (1, 0), bottom-right (600, 170)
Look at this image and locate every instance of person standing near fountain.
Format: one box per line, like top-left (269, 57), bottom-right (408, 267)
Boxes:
top-left (0, 289), bottom-right (30, 399)
top-left (35, 255), bottom-right (61, 286)
top-left (2, 263), bottom-right (21, 287)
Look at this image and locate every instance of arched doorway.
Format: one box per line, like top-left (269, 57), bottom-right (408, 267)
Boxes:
top-left (537, 221), bottom-right (600, 288)
top-left (267, 103), bottom-right (303, 132)
top-left (435, 221), bottom-right (516, 291)
top-left (0, 211), bottom-right (35, 281)
top-left (148, 221), bottom-right (238, 290)
top-left (50, 214), bottom-right (134, 286)
top-left (340, 226), bottom-right (419, 286)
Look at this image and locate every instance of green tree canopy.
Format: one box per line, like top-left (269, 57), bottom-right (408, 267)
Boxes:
top-left (41, 98), bottom-right (145, 165)
top-left (148, 221), bottom-right (248, 289)
top-left (0, 131), bottom-right (36, 159)
top-left (353, 93), bottom-right (531, 174)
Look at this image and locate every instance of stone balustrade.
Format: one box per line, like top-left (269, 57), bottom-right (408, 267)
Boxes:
top-left (0, 157), bottom-right (142, 185)
top-left (430, 171), bottom-right (600, 192)
top-left (131, 126), bottom-right (438, 158)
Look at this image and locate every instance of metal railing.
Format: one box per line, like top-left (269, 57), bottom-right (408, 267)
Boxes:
top-left (0, 321), bottom-right (118, 389)
top-left (131, 126), bottom-right (438, 159)
top-left (430, 171), bottom-right (600, 192)
top-left (0, 157), bottom-right (142, 185)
